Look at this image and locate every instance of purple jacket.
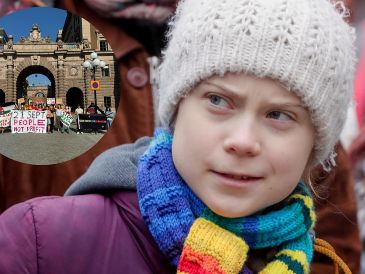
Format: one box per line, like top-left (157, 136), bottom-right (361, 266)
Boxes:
top-left (0, 191), bottom-right (175, 274)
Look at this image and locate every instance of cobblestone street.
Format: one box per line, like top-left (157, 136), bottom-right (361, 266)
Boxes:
top-left (0, 128), bottom-right (104, 165)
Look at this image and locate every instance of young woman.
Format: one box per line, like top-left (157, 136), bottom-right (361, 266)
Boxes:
top-left (0, 0), bottom-right (356, 273)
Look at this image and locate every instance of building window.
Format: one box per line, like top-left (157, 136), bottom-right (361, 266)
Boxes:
top-left (102, 67), bottom-right (110, 77)
top-left (100, 40), bottom-right (108, 51)
top-left (104, 96), bottom-right (111, 108)
top-left (35, 92), bottom-right (45, 97)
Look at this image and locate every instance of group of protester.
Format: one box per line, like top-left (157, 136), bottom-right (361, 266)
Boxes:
top-left (0, 103), bottom-right (72, 134)
top-left (44, 104), bottom-right (72, 133)
top-left (0, 102), bottom-right (115, 134)
top-left (85, 103), bottom-right (115, 129)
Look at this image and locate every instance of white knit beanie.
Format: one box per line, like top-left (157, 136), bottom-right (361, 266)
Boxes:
top-left (158, 0), bottom-right (356, 166)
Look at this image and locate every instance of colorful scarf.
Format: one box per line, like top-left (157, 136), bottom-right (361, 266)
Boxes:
top-left (137, 128), bottom-right (316, 274)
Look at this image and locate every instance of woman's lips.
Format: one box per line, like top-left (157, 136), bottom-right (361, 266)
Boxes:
top-left (212, 170), bottom-right (262, 188)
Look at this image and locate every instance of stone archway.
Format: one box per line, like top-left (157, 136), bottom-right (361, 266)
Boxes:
top-left (0, 90), bottom-right (5, 104)
top-left (16, 65), bottom-right (56, 100)
top-left (66, 87), bottom-right (83, 112)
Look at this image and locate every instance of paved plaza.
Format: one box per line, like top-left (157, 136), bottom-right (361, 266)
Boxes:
top-left (0, 128), bottom-right (104, 165)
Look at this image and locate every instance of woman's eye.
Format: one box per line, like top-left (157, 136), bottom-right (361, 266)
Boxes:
top-left (267, 111), bottom-right (292, 121)
top-left (208, 94), bottom-right (230, 108)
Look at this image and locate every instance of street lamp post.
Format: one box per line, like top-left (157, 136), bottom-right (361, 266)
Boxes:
top-left (82, 51), bottom-right (107, 113)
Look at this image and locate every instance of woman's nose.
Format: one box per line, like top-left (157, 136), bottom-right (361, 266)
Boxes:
top-left (223, 123), bottom-right (261, 157)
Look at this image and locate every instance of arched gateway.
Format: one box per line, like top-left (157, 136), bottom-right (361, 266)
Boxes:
top-left (66, 87), bottom-right (83, 111)
top-left (16, 64), bottom-right (56, 99)
top-left (0, 89), bottom-right (5, 104)
top-left (0, 21), bottom-right (117, 110)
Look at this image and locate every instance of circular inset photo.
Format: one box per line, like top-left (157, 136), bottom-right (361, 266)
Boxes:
top-left (0, 7), bottom-right (118, 165)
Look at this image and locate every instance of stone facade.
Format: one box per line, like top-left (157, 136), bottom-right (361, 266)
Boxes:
top-left (27, 85), bottom-right (49, 99)
top-left (0, 15), bottom-right (118, 112)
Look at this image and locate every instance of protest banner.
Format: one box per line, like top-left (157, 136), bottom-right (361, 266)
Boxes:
top-left (47, 98), bottom-right (56, 105)
top-left (17, 98), bottom-right (25, 104)
top-left (78, 114), bottom-right (107, 131)
top-left (0, 111), bottom-right (12, 128)
top-left (11, 110), bottom-right (47, 133)
top-left (2, 104), bottom-right (16, 112)
top-left (56, 97), bottom-right (63, 105)
top-left (60, 112), bottom-right (73, 127)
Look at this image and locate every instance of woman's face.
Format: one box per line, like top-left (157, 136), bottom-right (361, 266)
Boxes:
top-left (172, 73), bottom-right (315, 217)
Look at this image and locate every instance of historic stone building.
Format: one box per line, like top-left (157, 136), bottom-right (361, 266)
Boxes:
top-left (27, 85), bottom-right (50, 99)
top-left (0, 12), bottom-right (118, 111)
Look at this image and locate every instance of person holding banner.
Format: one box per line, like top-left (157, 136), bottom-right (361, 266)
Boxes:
top-left (75, 105), bottom-right (84, 134)
top-left (46, 106), bottom-right (54, 133)
top-left (87, 103), bottom-right (96, 114)
top-left (0, 105), bottom-right (15, 133)
top-left (0, 107), bottom-right (5, 134)
top-left (105, 107), bottom-right (114, 129)
top-left (61, 106), bottom-right (72, 134)
top-left (54, 104), bottom-right (63, 131)
top-left (50, 105), bottom-right (55, 132)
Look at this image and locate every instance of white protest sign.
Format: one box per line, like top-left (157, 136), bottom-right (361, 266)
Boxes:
top-left (60, 113), bottom-right (73, 127)
top-left (47, 98), bottom-right (56, 105)
top-left (11, 110), bottom-right (47, 133)
top-left (0, 111), bottom-right (12, 128)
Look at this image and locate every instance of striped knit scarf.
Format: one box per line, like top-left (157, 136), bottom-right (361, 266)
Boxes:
top-left (137, 128), bottom-right (316, 274)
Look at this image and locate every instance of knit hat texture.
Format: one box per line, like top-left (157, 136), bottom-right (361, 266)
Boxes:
top-left (158, 0), bottom-right (356, 165)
